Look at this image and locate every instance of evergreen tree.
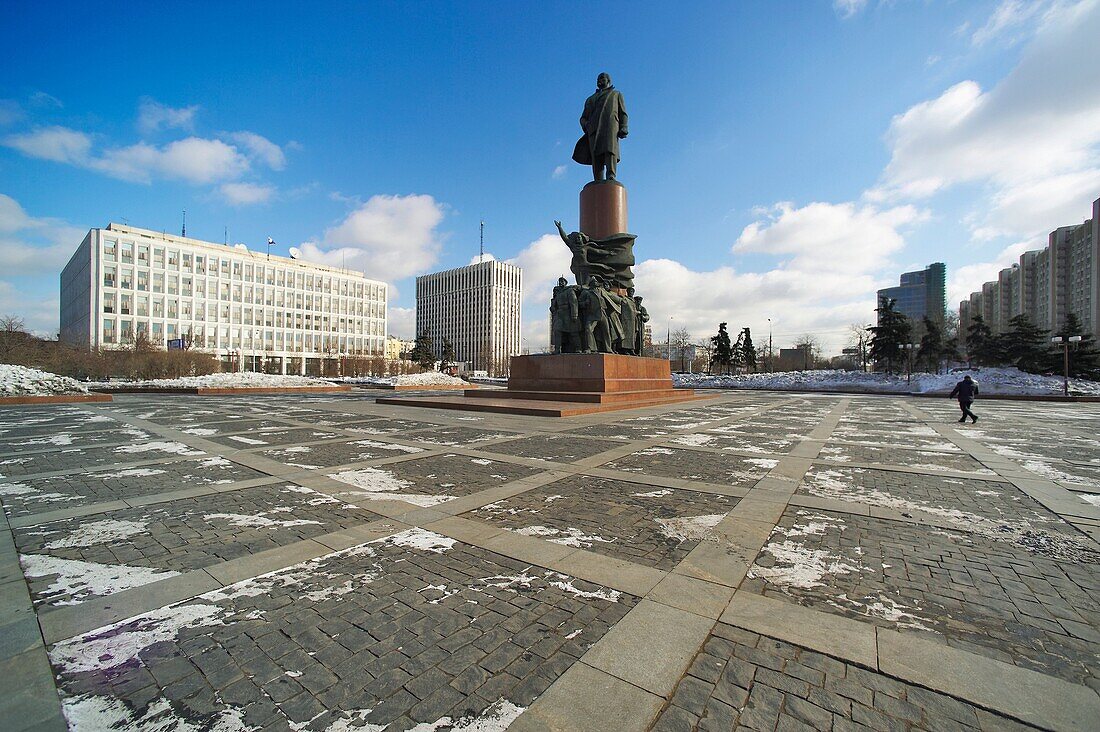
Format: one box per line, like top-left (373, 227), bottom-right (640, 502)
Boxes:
top-left (1002, 314), bottom-right (1049, 373)
top-left (869, 298), bottom-right (911, 374)
top-left (409, 333), bottom-right (435, 370)
top-left (741, 328), bottom-right (757, 372)
top-left (1055, 313), bottom-right (1100, 378)
top-left (731, 329), bottom-right (746, 371)
top-left (965, 314), bottom-right (997, 366)
top-left (439, 339), bottom-right (457, 372)
top-left (916, 316), bottom-right (945, 373)
top-left (710, 323), bottom-right (732, 375)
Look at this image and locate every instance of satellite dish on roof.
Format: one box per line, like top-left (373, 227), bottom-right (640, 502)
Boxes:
top-left (288, 247), bottom-right (301, 259)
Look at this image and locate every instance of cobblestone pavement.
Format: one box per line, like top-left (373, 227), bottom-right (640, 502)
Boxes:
top-left (471, 475), bottom-right (741, 569)
top-left (0, 390), bottom-right (1097, 731)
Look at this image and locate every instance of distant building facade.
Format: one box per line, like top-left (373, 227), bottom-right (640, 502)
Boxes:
top-left (415, 259), bottom-right (522, 376)
top-left (876, 262), bottom-right (946, 328)
top-left (384, 335), bottom-right (415, 361)
top-left (958, 196), bottom-right (1099, 337)
top-left (60, 224), bottom-right (387, 373)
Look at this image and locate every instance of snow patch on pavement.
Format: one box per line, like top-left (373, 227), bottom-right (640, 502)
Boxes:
top-left (20, 554), bottom-right (181, 605)
top-left (328, 468), bottom-right (453, 507)
top-left (655, 514), bottom-right (726, 542)
top-left (39, 519), bottom-right (149, 549)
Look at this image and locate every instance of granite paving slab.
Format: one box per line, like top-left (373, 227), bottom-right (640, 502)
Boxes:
top-left (604, 446), bottom-right (778, 487)
top-left (652, 623), bottom-right (1038, 731)
top-left (743, 507), bottom-right (1100, 686)
top-left (0, 440), bottom-right (207, 478)
top-left (470, 475), bottom-right (740, 570)
top-left (201, 427), bottom-right (345, 449)
top-left (480, 434), bottom-right (622, 462)
top-left (258, 438), bottom-right (426, 470)
top-left (818, 442), bottom-right (996, 474)
top-left (47, 528), bottom-right (634, 732)
top-left (0, 455), bottom-right (265, 518)
top-left (15, 483), bottom-right (379, 608)
top-left (325, 453), bottom-right (539, 507)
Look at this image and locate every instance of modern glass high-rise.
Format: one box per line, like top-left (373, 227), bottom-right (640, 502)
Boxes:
top-left (876, 262), bottom-right (947, 326)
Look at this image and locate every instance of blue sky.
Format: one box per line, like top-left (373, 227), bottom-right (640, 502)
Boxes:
top-left (2, 0), bottom-right (1098, 353)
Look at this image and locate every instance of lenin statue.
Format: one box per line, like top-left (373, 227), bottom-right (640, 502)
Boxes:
top-left (572, 72), bottom-right (629, 182)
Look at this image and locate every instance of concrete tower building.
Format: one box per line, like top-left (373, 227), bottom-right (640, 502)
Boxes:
top-left (415, 259), bottom-right (522, 376)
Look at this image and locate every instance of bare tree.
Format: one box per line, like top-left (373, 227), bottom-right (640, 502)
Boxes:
top-left (694, 338), bottom-right (715, 374)
top-left (670, 327), bottom-right (693, 371)
top-left (0, 314), bottom-right (26, 333)
top-left (793, 334), bottom-right (823, 370)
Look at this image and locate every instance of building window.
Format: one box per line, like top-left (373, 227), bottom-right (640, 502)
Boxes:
top-left (195, 256), bottom-right (206, 275)
top-left (102, 293), bottom-right (115, 314)
top-left (120, 294), bottom-right (132, 315)
top-left (103, 266), bottom-right (117, 288)
top-left (137, 297), bottom-right (149, 316)
top-left (182, 253), bottom-right (192, 271)
top-left (121, 268), bottom-right (133, 289)
top-left (153, 248), bottom-right (165, 268)
top-left (168, 250), bottom-right (179, 269)
top-left (104, 240), bottom-right (117, 262)
top-left (102, 318), bottom-right (116, 344)
top-left (153, 273), bottom-right (164, 293)
top-left (121, 242), bottom-right (133, 264)
top-left (138, 245), bottom-right (149, 264)
top-left (137, 271), bottom-right (148, 291)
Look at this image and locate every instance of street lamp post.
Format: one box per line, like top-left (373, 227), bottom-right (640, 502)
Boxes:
top-left (1051, 336), bottom-right (1082, 397)
top-left (667, 316), bottom-right (673, 365)
top-left (904, 343), bottom-right (917, 386)
top-left (767, 318), bottom-right (773, 373)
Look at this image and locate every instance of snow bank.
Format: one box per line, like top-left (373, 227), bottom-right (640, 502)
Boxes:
top-left (344, 372), bottom-right (471, 387)
top-left (0, 364), bottom-right (89, 396)
top-left (674, 367), bottom-right (1100, 396)
top-left (87, 372), bottom-right (330, 389)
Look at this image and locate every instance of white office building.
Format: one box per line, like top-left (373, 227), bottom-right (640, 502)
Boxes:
top-left (415, 259), bottom-right (522, 375)
top-left (60, 223), bottom-right (387, 373)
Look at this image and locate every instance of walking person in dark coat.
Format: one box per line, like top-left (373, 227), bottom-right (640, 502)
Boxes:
top-left (949, 375), bottom-right (979, 423)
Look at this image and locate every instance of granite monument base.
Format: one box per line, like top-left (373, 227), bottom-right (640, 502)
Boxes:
top-left (377, 353), bottom-right (707, 417)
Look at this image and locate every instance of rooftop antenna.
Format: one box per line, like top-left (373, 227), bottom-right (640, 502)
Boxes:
top-left (181, 210), bottom-right (186, 237)
top-left (224, 226), bottom-right (228, 246)
top-left (479, 219), bottom-right (485, 263)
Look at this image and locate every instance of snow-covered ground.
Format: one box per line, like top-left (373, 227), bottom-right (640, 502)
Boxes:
top-left (673, 367), bottom-right (1100, 396)
top-left (342, 372), bottom-right (471, 388)
top-left (87, 372), bottom-right (331, 389)
top-left (0, 364), bottom-right (90, 396)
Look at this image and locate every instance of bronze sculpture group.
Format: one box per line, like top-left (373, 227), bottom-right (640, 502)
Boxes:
top-left (550, 72), bottom-right (651, 356)
top-left (551, 276), bottom-right (648, 355)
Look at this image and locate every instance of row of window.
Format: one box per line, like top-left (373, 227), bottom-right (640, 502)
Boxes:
top-left (100, 272), bottom-right (382, 316)
top-left (101, 297), bottom-right (383, 334)
top-left (100, 318), bottom-right (383, 351)
top-left (102, 240), bottom-right (380, 297)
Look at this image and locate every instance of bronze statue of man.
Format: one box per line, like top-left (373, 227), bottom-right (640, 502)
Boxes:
top-left (550, 277), bottom-right (582, 353)
top-left (572, 72), bottom-right (629, 182)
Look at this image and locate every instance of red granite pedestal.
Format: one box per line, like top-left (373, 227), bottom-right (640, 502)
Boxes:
top-left (377, 354), bottom-right (707, 417)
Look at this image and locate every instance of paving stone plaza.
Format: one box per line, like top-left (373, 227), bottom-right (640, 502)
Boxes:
top-left (1, 390), bottom-right (1098, 731)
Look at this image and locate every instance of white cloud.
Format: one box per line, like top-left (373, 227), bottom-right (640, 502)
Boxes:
top-left (971, 0), bottom-right (1051, 47)
top-left (947, 241), bottom-right (1035, 307)
top-left (0, 193), bottom-right (85, 335)
top-left (0, 193), bottom-right (84, 275)
top-left (137, 98), bottom-right (198, 135)
top-left (0, 99), bottom-right (25, 126)
top-left (3, 126), bottom-right (92, 164)
top-left (734, 201), bottom-right (926, 273)
top-left (388, 306), bottom-right (416, 339)
top-left (3, 126), bottom-right (252, 185)
top-left (834, 0), bottom-right (868, 19)
top-left (294, 194), bottom-right (446, 283)
top-left (219, 182), bottom-right (276, 206)
top-left (870, 0), bottom-right (1100, 240)
top-left (469, 253), bottom-right (496, 265)
top-left (92, 137), bottom-right (250, 184)
top-left (28, 91), bottom-right (63, 109)
top-left (551, 165), bottom-right (568, 180)
top-left (226, 131), bottom-right (286, 170)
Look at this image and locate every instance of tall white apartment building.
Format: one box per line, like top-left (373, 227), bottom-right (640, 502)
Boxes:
top-left (415, 259), bottom-right (522, 376)
top-left (958, 196), bottom-right (1100, 337)
top-left (60, 224), bottom-right (387, 373)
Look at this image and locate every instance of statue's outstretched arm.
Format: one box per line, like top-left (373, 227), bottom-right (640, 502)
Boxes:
top-left (554, 220), bottom-right (569, 244)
